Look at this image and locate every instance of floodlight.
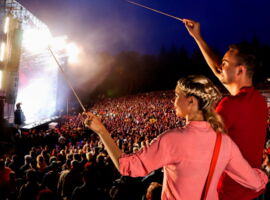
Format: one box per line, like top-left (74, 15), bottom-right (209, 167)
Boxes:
top-left (4, 16), bottom-right (10, 34)
top-left (0, 42), bottom-right (5, 62)
top-left (22, 28), bottom-right (52, 52)
top-left (49, 35), bottom-right (68, 51)
top-left (0, 70), bottom-right (2, 89)
top-left (66, 43), bottom-right (80, 64)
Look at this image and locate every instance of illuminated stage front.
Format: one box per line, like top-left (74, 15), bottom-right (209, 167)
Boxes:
top-left (1, 0), bottom-right (68, 125)
top-left (16, 38), bottom-right (60, 124)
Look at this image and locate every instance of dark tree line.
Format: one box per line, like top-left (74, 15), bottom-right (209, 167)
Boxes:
top-left (85, 39), bottom-right (270, 102)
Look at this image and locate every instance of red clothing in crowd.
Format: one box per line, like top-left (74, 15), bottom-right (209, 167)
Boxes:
top-left (0, 166), bottom-right (12, 187)
top-left (119, 121), bottom-right (267, 200)
top-left (216, 87), bottom-right (268, 200)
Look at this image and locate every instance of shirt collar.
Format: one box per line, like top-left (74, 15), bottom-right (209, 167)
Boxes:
top-left (237, 86), bottom-right (254, 95)
top-left (186, 121), bottom-right (211, 129)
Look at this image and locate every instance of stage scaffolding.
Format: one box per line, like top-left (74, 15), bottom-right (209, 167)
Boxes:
top-left (0, 0), bottom-right (65, 125)
top-left (2, 0), bottom-right (50, 33)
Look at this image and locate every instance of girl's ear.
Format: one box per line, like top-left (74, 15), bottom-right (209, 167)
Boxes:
top-left (189, 96), bottom-right (200, 109)
top-left (187, 96), bottom-right (194, 104)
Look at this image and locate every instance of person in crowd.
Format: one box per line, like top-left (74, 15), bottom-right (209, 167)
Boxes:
top-left (71, 166), bottom-right (109, 200)
top-left (57, 160), bottom-right (82, 200)
top-left (36, 155), bottom-right (48, 173)
top-left (183, 19), bottom-right (268, 200)
top-left (84, 75), bottom-right (268, 200)
top-left (8, 154), bottom-right (21, 176)
top-left (18, 169), bottom-right (41, 200)
top-left (145, 182), bottom-right (162, 200)
top-left (0, 159), bottom-right (13, 199)
top-left (36, 188), bottom-right (57, 200)
top-left (14, 103), bottom-right (26, 128)
top-left (19, 155), bottom-right (32, 175)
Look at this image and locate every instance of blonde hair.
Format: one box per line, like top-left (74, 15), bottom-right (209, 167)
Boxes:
top-left (177, 75), bottom-right (226, 133)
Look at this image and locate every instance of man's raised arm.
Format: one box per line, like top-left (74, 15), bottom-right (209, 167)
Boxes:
top-left (183, 19), bottom-right (222, 79)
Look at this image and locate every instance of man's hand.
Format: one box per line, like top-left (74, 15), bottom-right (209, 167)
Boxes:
top-left (183, 19), bottom-right (201, 39)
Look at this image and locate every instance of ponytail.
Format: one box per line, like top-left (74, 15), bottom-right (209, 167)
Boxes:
top-left (203, 108), bottom-right (226, 133)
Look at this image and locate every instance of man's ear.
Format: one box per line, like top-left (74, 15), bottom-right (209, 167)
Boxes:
top-left (237, 65), bottom-right (246, 75)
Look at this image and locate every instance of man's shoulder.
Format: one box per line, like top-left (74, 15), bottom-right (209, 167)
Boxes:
top-left (250, 88), bottom-right (266, 101)
top-left (218, 87), bottom-right (265, 106)
top-left (217, 95), bottom-right (235, 110)
top-left (238, 87), bottom-right (265, 100)
top-left (238, 87), bottom-right (267, 108)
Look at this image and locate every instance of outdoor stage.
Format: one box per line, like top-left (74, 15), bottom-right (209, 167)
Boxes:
top-left (0, 0), bottom-right (69, 131)
top-left (20, 116), bottom-right (59, 130)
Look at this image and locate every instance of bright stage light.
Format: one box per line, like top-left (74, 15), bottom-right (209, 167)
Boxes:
top-left (49, 35), bottom-right (68, 51)
top-left (0, 70), bottom-right (2, 89)
top-left (22, 28), bottom-right (52, 53)
top-left (17, 24), bottom-right (59, 124)
top-left (4, 16), bottom-right (10, 34)
top-left (16, 73), bottom-right (58, 124)
top-left (66, 42), bottom-right (80, 64)
top-left (0, 42), bottom-right (5, 62)
top-left (22, 26), bottom-right (81, 64)
top-left (18, 26), bottom-right (83, 123)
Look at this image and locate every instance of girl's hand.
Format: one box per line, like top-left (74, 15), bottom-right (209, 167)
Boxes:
top-left (83, 112), bottom-right (107, 135)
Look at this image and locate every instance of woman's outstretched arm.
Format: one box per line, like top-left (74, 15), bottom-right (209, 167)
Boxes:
top-left (84, 112), bottom-right (122, 171)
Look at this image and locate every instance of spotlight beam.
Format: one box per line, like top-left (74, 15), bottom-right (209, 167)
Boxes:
top-left (126, 0), bottom-right (183, 22)
top-left (48, 46), bottom-right (86, 112)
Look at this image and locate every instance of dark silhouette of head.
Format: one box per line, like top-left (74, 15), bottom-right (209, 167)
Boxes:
top-left (16, 103), bottom-right (22, 109)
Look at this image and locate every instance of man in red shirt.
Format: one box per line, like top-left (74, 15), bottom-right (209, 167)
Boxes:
top-left (0, 159), bottom-right (13, 199)
top-left (183, 19), bottom-right (268, 200)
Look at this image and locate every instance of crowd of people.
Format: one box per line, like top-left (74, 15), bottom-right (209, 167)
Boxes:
top-left (89, 91), bottom-right (183, 152)
top-left (0, 90), bottom-right (186, 200)
top-left (0, 88), bottom-right (269, 200)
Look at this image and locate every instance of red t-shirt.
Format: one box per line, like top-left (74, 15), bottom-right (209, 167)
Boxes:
top-left (216, 87), bottom-right (268, 200)
top-left (0, 167), bottom-right (12, 187)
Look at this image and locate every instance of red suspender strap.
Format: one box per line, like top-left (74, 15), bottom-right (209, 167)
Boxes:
top-left (201, 132), bottom-right (222, 200)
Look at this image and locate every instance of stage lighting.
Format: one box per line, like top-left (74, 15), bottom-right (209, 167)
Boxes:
top-left (0, 42), bottom-right (5, 62)
top-left (66, 42), bottom-right (80, 64)
top-left (0, 70), bottom-right (2, 89)
top-left (49, 35), bottom-right (68, 51)
top-left (22, 28), bottom-right (52, 53)
top-left (16, 76), bottom-right (57, 124)
top-left (4, 16), bottom-right (10, 34)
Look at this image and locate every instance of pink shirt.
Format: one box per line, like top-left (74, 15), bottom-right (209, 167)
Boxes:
top-left (119, 121), bottom-right (268, 200)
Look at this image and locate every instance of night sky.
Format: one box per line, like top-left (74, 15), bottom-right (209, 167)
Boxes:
top-left (18, 0), bottom-right (270, 55)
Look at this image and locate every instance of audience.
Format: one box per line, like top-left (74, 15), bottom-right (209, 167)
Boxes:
top-left (0, 90), bottom-right (269, 199)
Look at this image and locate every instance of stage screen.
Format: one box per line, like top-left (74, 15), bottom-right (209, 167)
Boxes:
top-left (15, 25), bottom-right (60, 124)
